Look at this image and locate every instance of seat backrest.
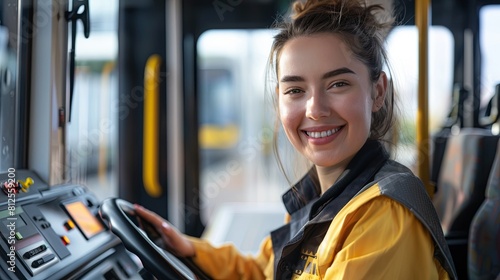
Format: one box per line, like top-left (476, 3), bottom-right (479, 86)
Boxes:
top-left (433, 128), bottom-right (500, 237)
top-left (468, 140), bottom-right (500, 279)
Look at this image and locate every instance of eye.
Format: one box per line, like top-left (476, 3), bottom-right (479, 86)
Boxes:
top-left (283, 88), bottom-right (304, 95)
top-left (328, 81), bottom-right (349, 89)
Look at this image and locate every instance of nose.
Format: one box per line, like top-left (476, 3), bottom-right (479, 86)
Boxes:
top-left (305, 92), bottom-right (330, 120)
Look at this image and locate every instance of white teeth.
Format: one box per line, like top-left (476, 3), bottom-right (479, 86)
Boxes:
top-left (306, 128), bottom-right (340, 138)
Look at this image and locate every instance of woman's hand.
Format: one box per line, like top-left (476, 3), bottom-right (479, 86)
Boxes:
top-left (133, 204), bottom-right (195, 258)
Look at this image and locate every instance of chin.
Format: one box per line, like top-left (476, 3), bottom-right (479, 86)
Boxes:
top-left (309, 157), bottom-right (340, 168)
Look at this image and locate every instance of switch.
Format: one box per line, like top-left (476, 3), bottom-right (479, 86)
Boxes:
top-left (15, 232), bottom-right (23, 240)
top-left (18, 177), bottom-right (34, 192)
top-left (2, 181), bottom-right (21, 195)
top-left (64, 220), bottom-right (75, 231)
top-left (33, 216), bottom-right (44, 221)
top-left (41, 222), bottom-right (51, 229)
top-left (23, 245), bottom-right (47, 259)
top-left (31, 253), bottom-right (55, 268)
top-left (60, 235), bottom-right (70, 246)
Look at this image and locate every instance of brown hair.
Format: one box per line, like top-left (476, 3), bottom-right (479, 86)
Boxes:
top-left (269, 0), bottom-right (397, 185)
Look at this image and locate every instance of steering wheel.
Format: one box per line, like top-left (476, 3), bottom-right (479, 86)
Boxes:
top-left (99, 198), bottom-right (210, 280)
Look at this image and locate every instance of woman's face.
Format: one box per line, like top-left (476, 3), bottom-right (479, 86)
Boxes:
top-left (277, 33), bottom-right (386, 170)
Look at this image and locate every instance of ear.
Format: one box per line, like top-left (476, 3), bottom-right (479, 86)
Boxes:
top-left (372, 71), bottom-right (387, 112)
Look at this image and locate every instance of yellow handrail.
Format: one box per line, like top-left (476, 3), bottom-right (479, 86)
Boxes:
top-left (416, 0), bottom-right (433, 198)
top-left (143, 54), bottom-right (163, 197)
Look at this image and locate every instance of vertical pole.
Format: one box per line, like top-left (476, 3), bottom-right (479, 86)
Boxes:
top-left (416, 0), bottom-right (433, 197)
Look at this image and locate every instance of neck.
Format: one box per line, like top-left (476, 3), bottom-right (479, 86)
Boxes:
top-left (316, 163), bottom-right (348, 194)
top-left (315, 140), bottom-right (385, 194)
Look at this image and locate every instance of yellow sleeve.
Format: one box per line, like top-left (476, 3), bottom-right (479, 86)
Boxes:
top-left (187, 234), bottom-right (274, 280)
top-left (323, 196), bottom-right (450, 280)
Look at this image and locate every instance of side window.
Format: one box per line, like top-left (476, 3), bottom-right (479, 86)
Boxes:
top-left (386, 26), bottom-right (454, 168)
top-left (480, 5), bottom-right (500, 106)
top-left (0, 2), bottom-right (20, 171)
top-left (66, 0), bottom-right (118, 198)
top-left (197, 30), bottom-right (288, 227)
top-left (198, 67), bottom-right (238, 153)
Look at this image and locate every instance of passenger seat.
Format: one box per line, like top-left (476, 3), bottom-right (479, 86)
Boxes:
top-left (468, 140), bottom-right (500, 279)
top-left (432, 128), bottom-right (500, 278)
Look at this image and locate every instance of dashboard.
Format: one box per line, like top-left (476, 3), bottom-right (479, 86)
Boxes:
top-left (0, 170), bottom-right (142, 280)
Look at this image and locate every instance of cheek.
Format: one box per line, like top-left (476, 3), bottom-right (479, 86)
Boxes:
top-left (279, 101), bottom-right (300, 133)
top-left (278, 103), bottom-right (292, 129)
top-left (361, 100), bottom-right (375, 130)
top-left (365, 97), bottom-right (376, 119)
top-left (344, 96), bottom-right (372, 126)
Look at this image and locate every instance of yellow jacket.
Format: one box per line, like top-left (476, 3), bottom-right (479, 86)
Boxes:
top-left (189, 184), bottom-right (451, 279)
top-left (189, 141), bottom-right (456, 279)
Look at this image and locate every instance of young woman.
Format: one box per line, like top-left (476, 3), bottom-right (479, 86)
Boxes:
top-left (134, 0), bottom-right (457, 278)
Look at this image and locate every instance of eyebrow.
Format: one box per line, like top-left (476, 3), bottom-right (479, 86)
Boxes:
top-left (279, 67), bottom-right (355, 83)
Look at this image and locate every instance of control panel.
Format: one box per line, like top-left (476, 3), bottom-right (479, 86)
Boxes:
top-left (0, 170), bottom-right (141, 280)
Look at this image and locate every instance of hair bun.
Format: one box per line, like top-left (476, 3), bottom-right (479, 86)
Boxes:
top-left (290, 0), bottom-right (393, 30)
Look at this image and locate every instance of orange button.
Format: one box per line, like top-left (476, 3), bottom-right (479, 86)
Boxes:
top-left (61, 235), bottom-right (70, 246)
top-left (64, 220), bottom-right (75, 230)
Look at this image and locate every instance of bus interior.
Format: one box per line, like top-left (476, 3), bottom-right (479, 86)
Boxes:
top-left (0, 0), bottom-right (499, 279)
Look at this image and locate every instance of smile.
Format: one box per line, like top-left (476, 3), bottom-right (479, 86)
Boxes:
top-left (304, 127), bottom-right (342, 138)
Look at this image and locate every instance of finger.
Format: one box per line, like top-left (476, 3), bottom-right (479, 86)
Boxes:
top-left (133, 204), bottom-right (162, 226)
top-left (133, 205), bottom-right (192, 256)
top-left (134, 205), bottom-right (172, 240)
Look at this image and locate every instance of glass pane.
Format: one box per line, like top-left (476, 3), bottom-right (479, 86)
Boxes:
top-left (480, 5), bottom-right (500, 105)
top-left (386, 26), bottom-right (454, 168)
top-left (0, 1), bottom-right (19, 171)
top-left (197, 30), bottom-right (290, 226)
top-left (66, 0), bottom-right (118, 199)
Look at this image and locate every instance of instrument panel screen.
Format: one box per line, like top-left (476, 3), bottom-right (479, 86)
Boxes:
top-left (64, 201), bottom-right (104, 239)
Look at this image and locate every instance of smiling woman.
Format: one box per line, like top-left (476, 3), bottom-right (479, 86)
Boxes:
top-left (132, 0), bottom-right (457, 279)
